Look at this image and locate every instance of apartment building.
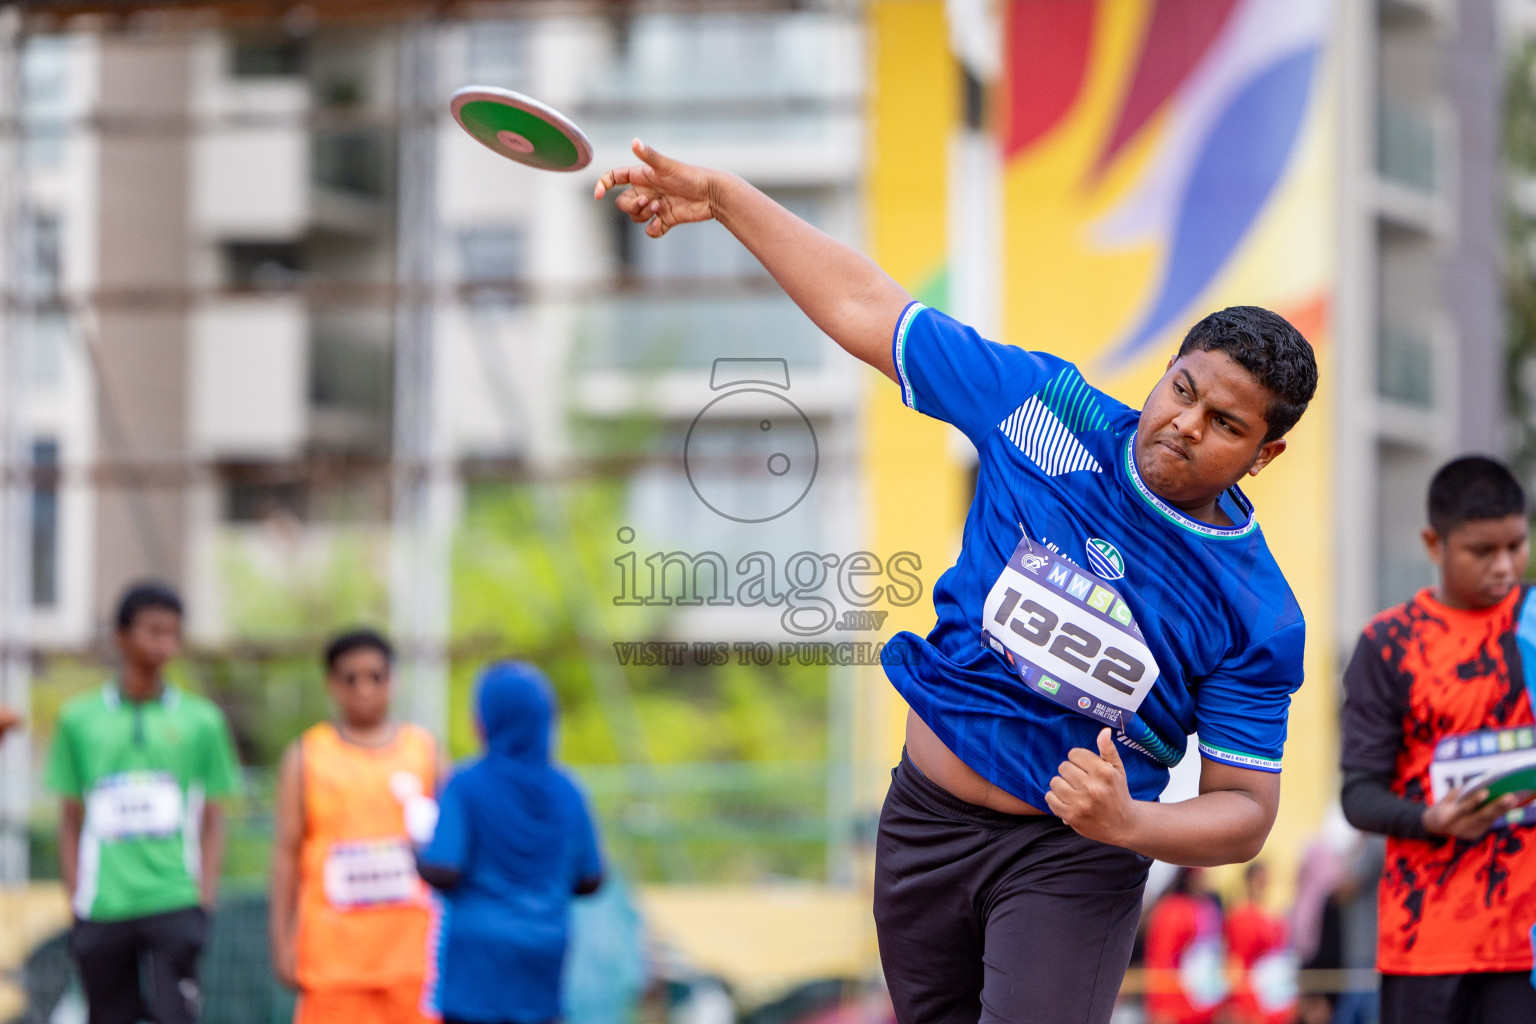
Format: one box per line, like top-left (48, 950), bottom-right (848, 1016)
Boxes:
top-left (1335, 0), bottom-right (1506, 630)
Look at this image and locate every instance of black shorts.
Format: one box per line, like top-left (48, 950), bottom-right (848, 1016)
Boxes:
top-left (69, 905), bottom-right (208, 1024)
top-left (873, 753), bottom-right (1150, 1024)
top-left (1381, 971), bottom-right (1536, 1024)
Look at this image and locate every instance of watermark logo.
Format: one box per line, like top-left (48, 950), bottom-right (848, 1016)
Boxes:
top-left (613, 528), bottom-right (923, 637)
top-left (684, 358), bottom-right (818, 523)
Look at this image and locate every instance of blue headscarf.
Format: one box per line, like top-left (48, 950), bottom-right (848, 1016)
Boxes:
top-left (468, 661), bottom-right (569, 864)
top-left (478, 659), bottom-right (555, 763)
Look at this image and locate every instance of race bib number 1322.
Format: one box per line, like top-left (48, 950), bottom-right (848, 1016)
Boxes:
top-left (980, 536), bottom-right (1160, 731)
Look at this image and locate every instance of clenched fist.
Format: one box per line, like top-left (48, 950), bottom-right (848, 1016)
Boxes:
top-left (1046, 728), bottom-right (1140, 846)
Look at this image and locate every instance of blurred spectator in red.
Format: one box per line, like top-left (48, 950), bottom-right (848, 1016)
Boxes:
top-left (1226, 862), bottom-right (1297, 1024)
top-left (1145, 867), bottom-right (1228, 1024)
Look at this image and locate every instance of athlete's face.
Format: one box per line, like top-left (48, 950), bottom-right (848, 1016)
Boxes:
top-left (327, 647), bottom-right (393, 728)
top-left (116, 607), bottom-right (182, 675)
top-left (1135, 350), bottom-right (1286, 517)
top-left (1424, 514), bottom-right (1530, 610)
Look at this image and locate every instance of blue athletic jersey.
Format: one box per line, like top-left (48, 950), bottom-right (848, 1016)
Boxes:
top-left (883, 302), bottom-right (1306, 808)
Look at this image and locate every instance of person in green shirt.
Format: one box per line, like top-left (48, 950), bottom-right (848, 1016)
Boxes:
top-left (47, 581), bottom-right (242, 1024)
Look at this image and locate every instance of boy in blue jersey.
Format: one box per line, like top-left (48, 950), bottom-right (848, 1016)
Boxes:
top-left (597, 142), bottom-right (1316, 1024)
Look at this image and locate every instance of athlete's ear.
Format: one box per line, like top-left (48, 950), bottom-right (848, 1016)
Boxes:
top-left (1422, 526), bottom-right (1445, 568)
top-left (1165, 353), bottom-right (1177, 371)
top-left (1246, 437), bottom-right (1286, 477)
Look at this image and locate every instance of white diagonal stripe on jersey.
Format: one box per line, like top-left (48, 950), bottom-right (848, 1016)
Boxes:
top-left (998, 396), bottom-right (1102, 476)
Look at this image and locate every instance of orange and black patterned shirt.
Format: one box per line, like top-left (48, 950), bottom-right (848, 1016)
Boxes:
top-left (1341, 586), bottom-right (1536, 975)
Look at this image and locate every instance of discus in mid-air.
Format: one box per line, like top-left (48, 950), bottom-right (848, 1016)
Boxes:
top-left (449, 85), bottom-right (593, 172)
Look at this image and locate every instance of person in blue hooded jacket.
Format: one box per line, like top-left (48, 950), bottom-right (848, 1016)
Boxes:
top-left (417, 661), bottom-right (604, 1024)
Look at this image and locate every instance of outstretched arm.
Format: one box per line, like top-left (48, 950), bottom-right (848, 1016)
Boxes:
top-left (595, 140), bottom-right (912, 381)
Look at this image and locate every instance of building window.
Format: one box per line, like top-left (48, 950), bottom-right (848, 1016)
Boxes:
top-left (25, 314), bottom-right (67, 389)
top-left (459, 227), bottom-right (526, 283)
top-left (225, 474), bottom-right (309, 523)
top-left (458, 227), bottom-right (527, 308)
top-left (312, 129), bottom-right (388, 198)
top-left (31, 439), bottom-right (59, 608)
top-left (224, 242), bottom-right (305, 288)
top-left (466, 22), bottom-right (532, 91)
top-left (20, 209), bottom-right (61, 300)
top-left (22, 36), bottom-right (68, 168)
top-left (231, 38), bottom-right (307, 78)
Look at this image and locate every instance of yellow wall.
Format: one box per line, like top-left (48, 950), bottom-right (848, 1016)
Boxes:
top-left (858, 0), bottom-right (961, 813)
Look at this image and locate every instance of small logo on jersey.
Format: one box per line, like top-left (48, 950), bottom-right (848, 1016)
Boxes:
top-left (1091, 702), bottom-right (1120, 723)
top-left (1085, 538), bottom-right (1125, 580)
top-left (1077, 696), bottom-right (1092, 710)
top-left (1019, 553), bottom-right (1049, 574)
top-left (1039, 677), bottom-right (1060, 695)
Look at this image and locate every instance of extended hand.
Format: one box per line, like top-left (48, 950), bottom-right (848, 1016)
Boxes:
top-left (1424, 784), bottom-right (1533, 842)
top-left (594, 139), bottom-right (717, 238)
top-left (0, 706), bottom-right (20, 739)
top-left (1046, 728), bottom-right (1139, 845)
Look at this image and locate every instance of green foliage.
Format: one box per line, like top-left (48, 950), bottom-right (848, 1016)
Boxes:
top-left (449, 479), bottom-right (827, 757)
top-left (216, 531), bottom-right (389, 641)
top-left (447, 478), bottom-right (832, 881)
top-left (189, 531), bottom-right (390, 765)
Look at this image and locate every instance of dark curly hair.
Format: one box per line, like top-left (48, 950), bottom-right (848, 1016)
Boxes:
top-left (1177, 305), bottom-right (1318, 443)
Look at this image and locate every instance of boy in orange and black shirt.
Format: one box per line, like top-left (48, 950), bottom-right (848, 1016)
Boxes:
top-left (1341, 455), bottom-right (1536, 1024)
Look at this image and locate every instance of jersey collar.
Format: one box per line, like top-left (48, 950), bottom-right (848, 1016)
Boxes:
top-left (1122, 437), bottom-right (1258, 540)
top-left (104, 680), bottom-right (179, 710)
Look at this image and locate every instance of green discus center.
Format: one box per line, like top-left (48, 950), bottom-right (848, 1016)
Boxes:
top-left (459, 100), bottom-right (579, 170)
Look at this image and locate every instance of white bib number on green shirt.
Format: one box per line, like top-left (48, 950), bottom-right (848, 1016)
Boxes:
top-left (87, 771), bottom-right (185, 840)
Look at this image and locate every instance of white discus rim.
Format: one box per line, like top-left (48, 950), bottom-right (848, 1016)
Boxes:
top-left (448, 84), bottom-right (594, 172)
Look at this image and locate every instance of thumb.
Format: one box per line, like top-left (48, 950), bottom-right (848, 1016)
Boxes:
top-left (1097, 728), bottom-right (1124, 771)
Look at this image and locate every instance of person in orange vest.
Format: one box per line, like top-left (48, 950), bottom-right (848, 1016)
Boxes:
top-left (1225, 862), bottom-right (1296, 1024)
top-left (268, 629), bottom-right (448, 1024)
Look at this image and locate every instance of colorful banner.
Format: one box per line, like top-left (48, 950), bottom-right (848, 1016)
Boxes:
top-left (996, 0), bottom-right (1337, 873)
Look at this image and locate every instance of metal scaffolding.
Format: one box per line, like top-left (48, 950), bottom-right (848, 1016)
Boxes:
top-left (0, 0), bottom-right (867, 895)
